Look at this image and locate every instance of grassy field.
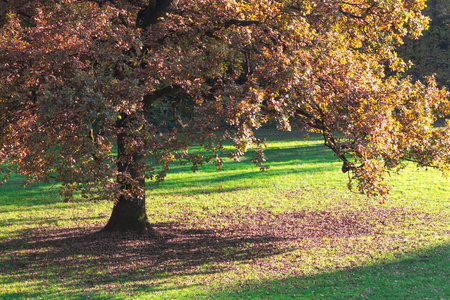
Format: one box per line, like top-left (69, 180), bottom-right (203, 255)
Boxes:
top-left (1, 129), bottom-right (449, 299)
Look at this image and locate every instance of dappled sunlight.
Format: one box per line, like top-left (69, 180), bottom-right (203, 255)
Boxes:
top-left (1, 132), bottom-right (449, 298)
top-left (1, 203), bottom-right (448, 298)
top-left (208, 243), bottom-right (450, 299)
top-left (1, 0), bottom-right (449, 296)
top-left (149, 137), bottom-right (345, 199)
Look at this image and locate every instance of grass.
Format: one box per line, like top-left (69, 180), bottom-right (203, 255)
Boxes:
top-left (0, 129), bottom-right (449, 299)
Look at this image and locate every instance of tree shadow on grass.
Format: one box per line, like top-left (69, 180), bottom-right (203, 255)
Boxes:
top-left (1, 206), bottom-right (438, 299)
top-left (209, 243), bottom-right (450, 299)
top-left (151, 144), bottom-right (341, 197)
top-left (0, 136), bottom-right (338, 208)
top-left (0, 174), bottom-right (63, 208)
top-left (1, 223), bottom-right (289, 299)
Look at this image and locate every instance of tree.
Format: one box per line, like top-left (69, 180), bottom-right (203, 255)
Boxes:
top-left (0, 0), bottom-right (448, 232)
top-left (398, 0), bottom-right (450, 87)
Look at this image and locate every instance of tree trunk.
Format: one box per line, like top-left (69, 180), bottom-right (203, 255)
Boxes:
top-left (103, 116), bottom-right (153, 233)
top-left (103, 193), bottom-right (152, 232)
top-left (103, 0), bottom-right (177, 233)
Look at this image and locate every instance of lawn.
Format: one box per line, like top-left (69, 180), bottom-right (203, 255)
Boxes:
top-left (0, 129), bottom-right (449, 299)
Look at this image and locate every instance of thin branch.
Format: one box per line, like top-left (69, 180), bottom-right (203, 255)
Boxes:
top-left (223, 19), bottom-right (261, 28)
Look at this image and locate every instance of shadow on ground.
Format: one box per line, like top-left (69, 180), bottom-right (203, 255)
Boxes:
top-left (1, 222), bottom-right (290, 299)
top-left (210, 242), bottom-right (450, 299)
top-left (2, 205), bottom-right (446, 299)
top-left (0, 134), bottom-right (337, 208)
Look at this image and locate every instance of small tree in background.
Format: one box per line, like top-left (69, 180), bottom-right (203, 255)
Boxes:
top-left (0, 0), bottom-right (448, 232)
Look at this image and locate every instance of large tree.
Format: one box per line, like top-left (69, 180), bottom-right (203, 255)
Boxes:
top-left (0, 0), bottom-right (449, 232)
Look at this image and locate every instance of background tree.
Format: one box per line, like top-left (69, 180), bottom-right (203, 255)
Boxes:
top-left (0, 0), bottom-right (449, 233)
top-left (398, 0), bottom-right (450, 87)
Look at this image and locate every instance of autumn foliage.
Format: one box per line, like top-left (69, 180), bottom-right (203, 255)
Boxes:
top-left (0, 0), bottom-right (448, 231)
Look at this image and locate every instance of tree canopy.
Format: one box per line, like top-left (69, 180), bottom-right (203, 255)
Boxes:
top-left (0, 0), bottom-right (449, 231)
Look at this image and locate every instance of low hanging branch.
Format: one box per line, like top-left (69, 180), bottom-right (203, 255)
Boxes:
top-left (1, 0), bottom-right (448, 233)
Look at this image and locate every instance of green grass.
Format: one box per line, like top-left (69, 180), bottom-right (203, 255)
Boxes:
top-left (1, 129), bottom-right (449, 299)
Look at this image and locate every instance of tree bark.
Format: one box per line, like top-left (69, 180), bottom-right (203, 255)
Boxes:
top-left (103, 193), bottom-right (152, 232)
top-left (103, 0), bottom-right (177, 233)
top-left (103, 115), bottom-right (153, 233)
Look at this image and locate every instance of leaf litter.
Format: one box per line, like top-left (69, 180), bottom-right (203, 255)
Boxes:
top-left (1, 205), bottom-right (448, 297)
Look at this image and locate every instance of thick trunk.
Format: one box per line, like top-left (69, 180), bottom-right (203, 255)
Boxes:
top-left (103, 194), bottom-right (152, 232)
top-left (103, 119), bottom-right (152, 233)
top-left (103, 1), bottom-right (177, 233)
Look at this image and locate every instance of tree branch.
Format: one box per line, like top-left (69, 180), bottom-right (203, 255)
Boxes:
top-left (338, 3), bottom-right (376, 20)
top-left (223, 19), bottom-right (261, 28)
top-left (136, 0), bottom-right (177, 29)
top-left (142, 85), bottom-right (183, 112)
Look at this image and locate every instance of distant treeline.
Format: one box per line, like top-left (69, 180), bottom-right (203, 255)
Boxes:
top-left (399, 0), bottom-right (449, 88)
